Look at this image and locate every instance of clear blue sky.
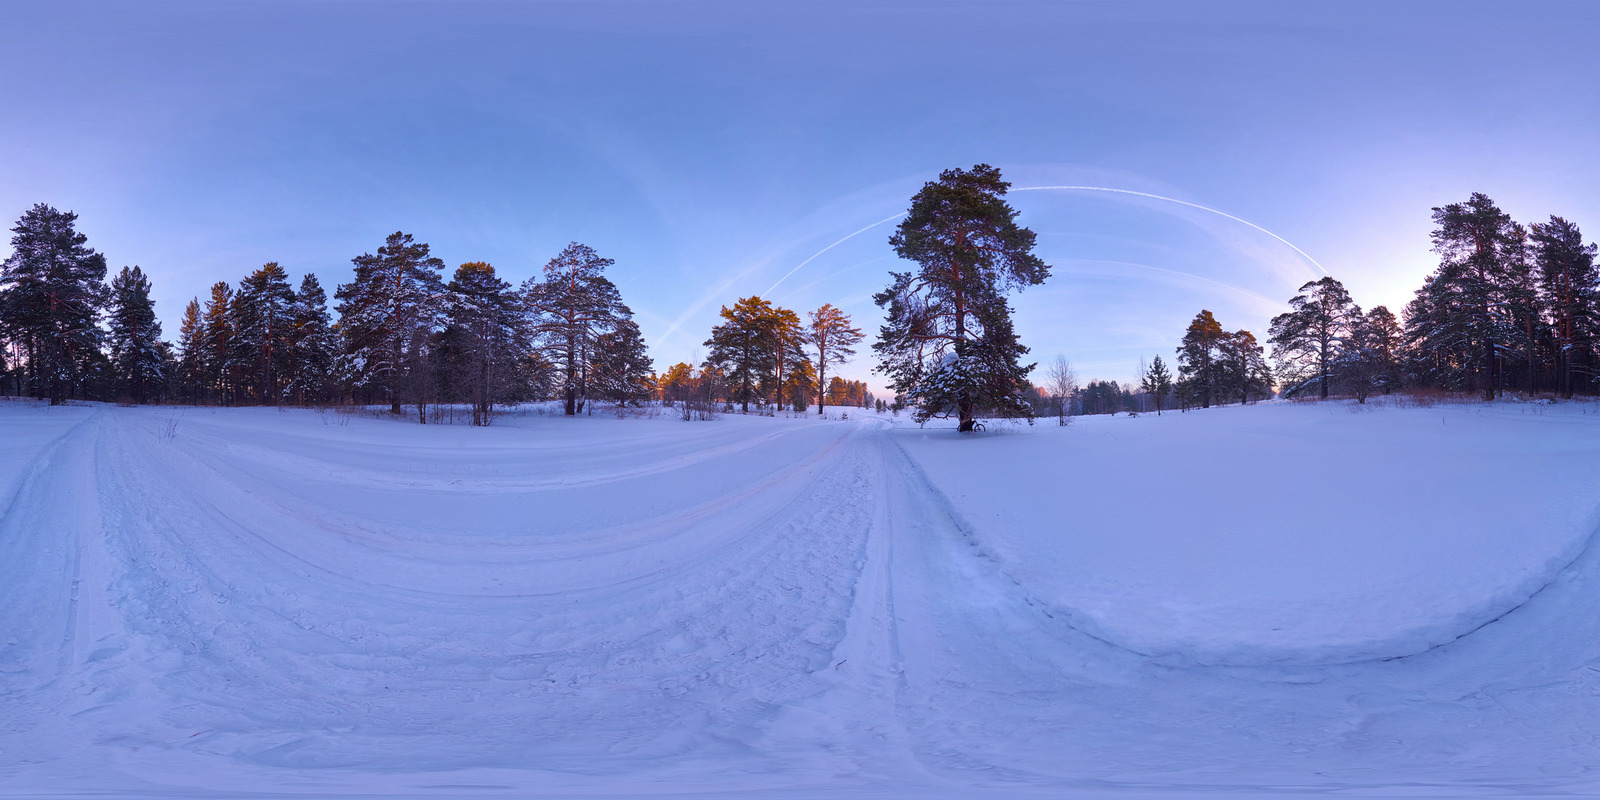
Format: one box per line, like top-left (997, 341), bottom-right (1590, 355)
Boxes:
top-left (3, 1), bottom-right (1596, 390)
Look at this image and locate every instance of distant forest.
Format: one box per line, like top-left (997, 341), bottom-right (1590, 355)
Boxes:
top-left (1, 187), bottom-right (1594, 424)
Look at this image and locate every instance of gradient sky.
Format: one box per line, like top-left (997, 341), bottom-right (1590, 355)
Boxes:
top-left (3, 1), bottom-right (1596, 391)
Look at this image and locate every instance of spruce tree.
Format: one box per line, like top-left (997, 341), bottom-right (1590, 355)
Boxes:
top-left (1140, 354), bottom-right (1173, 414)
top-left (335, 232), bottom-right (447, 420)
top-left (0, 204), bottom-right (108, 403)
top-left (106, 265), bottom-right (165, 404)
top-left (874, 164), bottom-right (1049, 431)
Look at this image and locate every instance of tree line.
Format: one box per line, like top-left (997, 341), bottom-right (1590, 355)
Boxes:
top-left (9, 183), bottom-right (1581, 429)
top-left (647, 298), bottom-right (870, 417)
top-left (1163, 192), bottom-right (1598, 407)
top-left (0, 205), bottom-right (655, 423)
top-left (1008, 190), bottom-right (1597, 421)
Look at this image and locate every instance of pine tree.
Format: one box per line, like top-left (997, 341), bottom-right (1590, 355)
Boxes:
top-left (764, 305), bottom-right (805, 412)
top-left (1140, 354), bottom-right (1173, 414)
top-left (201, 282), bottom-right (236, 404)
top-left (442, 262), bottom-right (528, 425)
top-left (784, 357), bottom-right (815, 412)
top-left (0, 204), bottom-right (108, 403)
top-left (335, 232), bottom-right (447, 420)
top-left (808, 303), bottom-right (863, 415)
top-left (659, 361), bottom-right (695, 405)
top-left (874, 164), bottom-right (1050, 431)
top-left (286, 274), bottom-right (337, 404)
top-left (233, 261), bottom-right (297, 404)
top-left (1359, 305), bottom-right (1404, 395)
top-left (175, 298), bottom-right (204, 402)
top-left (1531, 216), bottom-right (1599, 397)
top-left (704, 295), bottom-right (777, 412)
top-left (1217, 329), bottom-right (1273, 405)
top-left (1267, 276), bottom-right (1357, 399)
top-left (1500, 223), bottom-right (1547, 394)
top-left (1175, 310), bottom-right (1226, 408)
top-left (523, 242), bottom-right (633, 416)
top-left (106, 265), bottom-right (165, 404)
top-left (592, 317), bottom-right (654, 407)
top-left (1413, 193), bottom-right (1520, 400)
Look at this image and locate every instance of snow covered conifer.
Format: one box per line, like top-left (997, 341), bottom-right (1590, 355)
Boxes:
top-left (592, 317), bottom-right (654, 407)
top-left (522, 242), bottom-right (634, 416)
top-left (1530, 216), bottom-right (1599, 397)
top-left (106, 265), bottom-right (165, 404)
top-left (1267, 276), bottom-right (1357, 400)
top-left (233, 262), bottom-right (296, 404)
top-left (286, 274), bottom-right (337, 405)
top-left (335, 232), bottom-right (447, 419)
top-left (442, 261), bottom-right (528, 425)
top-left (0, 204), bottom-right (108, 403)
top-left (1406, 193), bottom-right (1520, 400)
top-left (874, 164), bottom-right (1049, 431)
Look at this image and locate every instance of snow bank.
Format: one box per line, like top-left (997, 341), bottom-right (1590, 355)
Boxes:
top-left (891, 399), bottom-right (1600, 665)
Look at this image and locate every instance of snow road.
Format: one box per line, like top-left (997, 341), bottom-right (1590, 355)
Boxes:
top-left (4, 399), bottom-right (1600, 798)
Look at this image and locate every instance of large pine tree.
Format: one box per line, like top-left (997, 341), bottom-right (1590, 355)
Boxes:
top-left (233, 261), bottom-right (296, 404)
top-left (808, 303), bottom-right (863, 415)
top-left (286, 274), bottom-right (337, 405)
top-left (1530, 216), bottom-right (1599, 397)
top-left (1267, 276), bottom-right (1357, 399)
top-left (874, 164), bottom-right (1049, 431)
top-left (1411, 193), bottom-right (1520, 400)
top-left (522, 242), bottom-right (634, 416)
top-left (335, 232), bottom-right (447, 420)
top-left (201, 281), bottom-right (236, 404)
top-left (442, 262), bottom-right (527, 425)
top-left (704, 295), bottom-right (777, 413)
top-left (1175, 309), bottom-right (1226, 408)
top-left (106, 265), bottom-right (165, 404)
top-left (0, 204), bottom-right (108, 403)
top-left (176, 297), bottom-right (205, 403)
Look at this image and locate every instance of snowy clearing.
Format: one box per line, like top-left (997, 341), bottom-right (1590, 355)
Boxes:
top-left (4, 398), bottom-right (1600, 799)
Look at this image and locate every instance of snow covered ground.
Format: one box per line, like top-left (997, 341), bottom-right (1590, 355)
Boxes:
top-left (4, 397), bottom-right (1600, 799)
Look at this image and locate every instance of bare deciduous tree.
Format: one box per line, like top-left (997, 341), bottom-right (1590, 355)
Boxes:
top-left (1045, 354), bottom-right (1077, 426)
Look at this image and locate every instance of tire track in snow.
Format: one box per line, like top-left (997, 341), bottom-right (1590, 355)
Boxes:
top-left (52, 409), bottom-right (886, 780)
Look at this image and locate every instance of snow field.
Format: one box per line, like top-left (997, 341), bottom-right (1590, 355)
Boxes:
top-left (4, 399), bottom-right (1600, 798)
top-left (894, 400), bottom-right (1600, 665)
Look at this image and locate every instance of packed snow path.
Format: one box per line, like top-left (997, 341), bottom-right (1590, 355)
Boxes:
top-left (5, 399), bottom-right (1600, 799)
